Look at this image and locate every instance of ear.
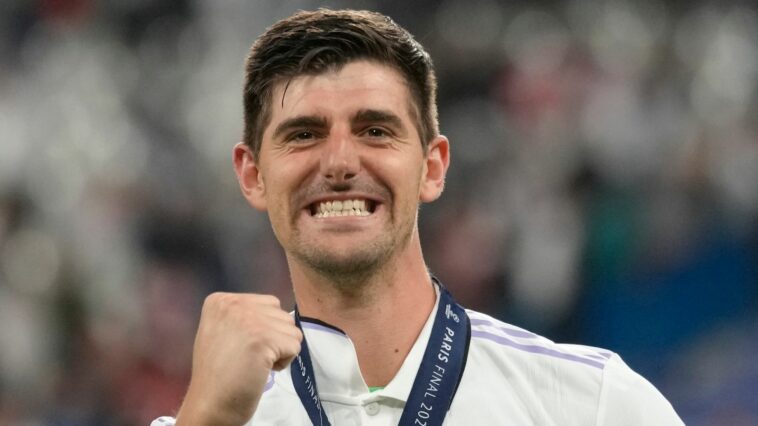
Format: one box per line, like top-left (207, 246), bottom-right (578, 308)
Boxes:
top-left (233, 142), bottom-right (268, 211)
top-left (419, 135), bottom-right (450, 203)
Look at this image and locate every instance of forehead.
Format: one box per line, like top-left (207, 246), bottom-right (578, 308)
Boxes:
top-left (264, 61), bottom-right (416, 133)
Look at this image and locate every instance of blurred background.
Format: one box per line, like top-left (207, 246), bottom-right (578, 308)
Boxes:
top-left (1, 0), bottom-right (757, 424)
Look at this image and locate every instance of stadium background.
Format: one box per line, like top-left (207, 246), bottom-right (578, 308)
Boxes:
top-left (1, 0), bottom-right (757, 424)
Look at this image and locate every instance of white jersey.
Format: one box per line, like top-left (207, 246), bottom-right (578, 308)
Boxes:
top-left (153, 294), bottom-right (683, 425)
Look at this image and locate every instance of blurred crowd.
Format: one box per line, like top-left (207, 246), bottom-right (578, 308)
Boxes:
top-left (0, 0), bottom-right (756, 424)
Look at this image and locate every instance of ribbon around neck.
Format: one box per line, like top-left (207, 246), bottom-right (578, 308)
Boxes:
top-left (290, 280), bottom-right (470, 426)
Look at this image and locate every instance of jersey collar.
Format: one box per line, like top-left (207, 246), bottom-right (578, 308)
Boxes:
top-left (295, 284), bottom-right (441, 404)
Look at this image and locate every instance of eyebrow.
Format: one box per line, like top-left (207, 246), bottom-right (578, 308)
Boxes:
top-left (272, 115), bottom-right (328, 140)
top-left (352, 109), bottom-right (404, 130)
top-left (271, 109), bottom-right (406, 140)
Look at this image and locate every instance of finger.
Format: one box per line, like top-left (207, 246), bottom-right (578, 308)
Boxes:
top-left (272, 354), bottom-right (297, 371)
top-left (271, 338), bottom-right (302, 371)
top-left (254, 303), bottom-right (294, 319)
top-left (262, 319), bottom-right (303, 345)
top-left (254, 308), bottom-right (298, 334)
top-left (249, 294), bottom-right (282, 308)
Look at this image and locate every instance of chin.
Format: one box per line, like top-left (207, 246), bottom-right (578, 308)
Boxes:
top-left (297, 244), bottom-right (391, 281)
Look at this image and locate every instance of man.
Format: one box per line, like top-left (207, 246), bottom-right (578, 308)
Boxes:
top-left (154, 9), bottom-right (683, 425)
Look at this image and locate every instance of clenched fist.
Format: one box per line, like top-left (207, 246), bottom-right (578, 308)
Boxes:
top-left (176, 293), bottom-right (303, 426)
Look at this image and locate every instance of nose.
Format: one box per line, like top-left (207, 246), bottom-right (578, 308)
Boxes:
top-left (320, 130), bottom-right (360, 184)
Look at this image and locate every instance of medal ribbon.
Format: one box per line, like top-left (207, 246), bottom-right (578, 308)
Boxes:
top-left (291, 280), bottom-right (470, 426)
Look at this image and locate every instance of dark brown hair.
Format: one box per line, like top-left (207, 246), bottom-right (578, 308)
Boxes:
top-left (242, 9), bottom-right (439, 159)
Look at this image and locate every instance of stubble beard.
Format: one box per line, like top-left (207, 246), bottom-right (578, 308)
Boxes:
top-left (290, 209), bottom-right (416, 295)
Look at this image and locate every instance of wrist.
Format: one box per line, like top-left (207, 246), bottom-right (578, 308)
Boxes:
top-left (176, 387), bottom-right (253, 426)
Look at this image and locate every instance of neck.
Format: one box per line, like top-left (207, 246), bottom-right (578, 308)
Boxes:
top-left (289, 234), bottom-right (436, 387)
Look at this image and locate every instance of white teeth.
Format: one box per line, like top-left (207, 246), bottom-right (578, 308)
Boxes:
top-left (314, 198), bottom-right (372, 218)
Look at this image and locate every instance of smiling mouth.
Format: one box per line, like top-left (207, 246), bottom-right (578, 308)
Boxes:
top-left (308, 198), bottom-right (378, 218)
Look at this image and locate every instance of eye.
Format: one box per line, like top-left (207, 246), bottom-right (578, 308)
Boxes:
top-left (289, 131), bottom-right (315, 142)
top-left (365, 127), bottom-right (387, 138)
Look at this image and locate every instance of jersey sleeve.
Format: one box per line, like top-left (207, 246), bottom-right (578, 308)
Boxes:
top-left (595, 354), bottom-right (684, 426)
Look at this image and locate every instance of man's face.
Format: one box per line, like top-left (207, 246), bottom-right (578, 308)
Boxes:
top-left (234, 60), bottom-right (448, 277)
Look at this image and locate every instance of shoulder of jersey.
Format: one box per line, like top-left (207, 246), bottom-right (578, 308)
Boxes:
top-left (466, 309), bottom-right (615, 371)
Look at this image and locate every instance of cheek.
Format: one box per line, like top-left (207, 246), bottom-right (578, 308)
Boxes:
top-left (264, 156), bottom-right (316, 215)
top-left (264, 153), bottom-right (312, 192)
top-left (372, 167), bottom-right (424, 215)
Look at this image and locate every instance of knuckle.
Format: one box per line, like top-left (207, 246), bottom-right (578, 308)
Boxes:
top-left (202, 292), bottom-right (224, 310)
top-left (203, 292), bottom-right (219, 304)
top-left (256, 294), bottom-right (281, 307)
top-left (203, 292), bottom-right (241, 315)
top-left (206, 291), bottom-right (231, 302)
